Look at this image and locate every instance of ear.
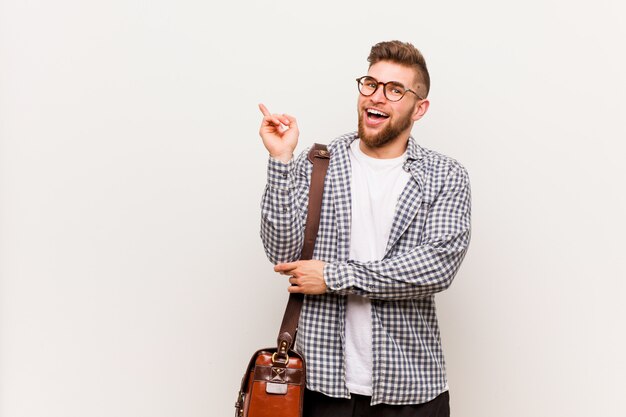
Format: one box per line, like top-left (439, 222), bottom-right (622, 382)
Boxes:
top-left (411, 98), bottom-right (430, 122)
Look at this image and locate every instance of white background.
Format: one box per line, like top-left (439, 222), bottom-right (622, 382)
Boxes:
top-left (1, 1), bottom-right (625, 416)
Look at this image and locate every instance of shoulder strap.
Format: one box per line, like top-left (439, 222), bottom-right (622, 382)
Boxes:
top-left (275, 143), bottom-right (330, 359)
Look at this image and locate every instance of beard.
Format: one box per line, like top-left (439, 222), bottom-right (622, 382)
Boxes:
top-left (357, 109), bottom-right (413, 149)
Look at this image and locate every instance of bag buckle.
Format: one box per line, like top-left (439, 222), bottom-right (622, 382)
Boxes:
top-left (271, 351), bottom-right (289, 365)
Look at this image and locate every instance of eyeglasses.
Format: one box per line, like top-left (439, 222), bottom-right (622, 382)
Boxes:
top-left (356, 76), bottom-right (423, 102)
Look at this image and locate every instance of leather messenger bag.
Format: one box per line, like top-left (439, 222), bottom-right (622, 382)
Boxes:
top-left (235, 144), bottom-right (330, 417)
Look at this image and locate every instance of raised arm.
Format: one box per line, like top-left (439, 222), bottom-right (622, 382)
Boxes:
top-left (258, 104), bottom-right (311, 264)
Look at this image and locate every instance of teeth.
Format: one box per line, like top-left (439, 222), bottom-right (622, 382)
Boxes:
top-left (367, 109), bottom-right (389, 117)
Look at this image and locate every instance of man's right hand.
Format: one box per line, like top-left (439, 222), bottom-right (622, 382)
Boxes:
top-left (258, 103), bottom-right (299, 163)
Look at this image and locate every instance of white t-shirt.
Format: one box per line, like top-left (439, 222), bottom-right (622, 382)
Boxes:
top-left (344, 139), bottom-right (411, 396)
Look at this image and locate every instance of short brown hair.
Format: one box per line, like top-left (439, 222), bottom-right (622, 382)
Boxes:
top-left (368, 40), bottom-right (430, 97)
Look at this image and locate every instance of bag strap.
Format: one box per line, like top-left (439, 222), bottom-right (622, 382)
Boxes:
top-left (275, 143), bottom-right (330, 361)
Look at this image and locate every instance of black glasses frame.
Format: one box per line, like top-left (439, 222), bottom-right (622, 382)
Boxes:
top-left (356, 76), bottom-right (423, 101)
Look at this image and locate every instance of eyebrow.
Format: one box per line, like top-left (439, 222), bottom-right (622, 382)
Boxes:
top-left (367, 76), bottom-right (408, 87)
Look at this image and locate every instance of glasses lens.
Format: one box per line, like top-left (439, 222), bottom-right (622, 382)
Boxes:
top-left (384, 82), bottom-right (406, 101)
top-left (358, 76), bottom-right (378, 96)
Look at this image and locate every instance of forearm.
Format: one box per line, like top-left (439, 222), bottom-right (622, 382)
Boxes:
top-left (324, 233), bottom-right (469, 300)
top-left (260, 153), bottom-right (311, 264)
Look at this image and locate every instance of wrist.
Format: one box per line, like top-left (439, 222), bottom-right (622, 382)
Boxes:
top-left (270, 152), bottom-right (293, 163)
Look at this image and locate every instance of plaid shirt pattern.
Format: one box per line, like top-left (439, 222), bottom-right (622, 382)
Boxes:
top-left (260, 132), bottom-right (471, 405)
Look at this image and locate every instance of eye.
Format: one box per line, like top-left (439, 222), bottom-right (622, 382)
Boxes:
top-left (363, 78), bottom-right (377, 88)
top-left (387, 83), bottom-right (405, 97)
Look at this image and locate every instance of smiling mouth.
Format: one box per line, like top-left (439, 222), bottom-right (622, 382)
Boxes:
top-left (366, 108), bottom-right (390, 121)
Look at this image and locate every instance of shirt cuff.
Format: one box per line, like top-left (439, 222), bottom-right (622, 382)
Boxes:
top-left (267, 156), bottom-right (293, 190)
top-left (324, 262), bottom-right (354, 294)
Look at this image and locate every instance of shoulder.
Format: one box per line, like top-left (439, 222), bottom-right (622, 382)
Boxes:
top-left (408, 144), bottom-right (470, 203)
top-left (327, 131), bottom-right (358, 154)
top-left (295, 131), bottom-right (357, 167)
top-left (413, 144), bottom-right (469, 183)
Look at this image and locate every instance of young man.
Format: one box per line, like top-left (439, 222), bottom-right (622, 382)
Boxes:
top-left (258, 40), bottom-right (471, 417)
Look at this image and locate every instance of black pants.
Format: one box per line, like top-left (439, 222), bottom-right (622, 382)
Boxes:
top-left (303, 389), bottom-right (450, 417)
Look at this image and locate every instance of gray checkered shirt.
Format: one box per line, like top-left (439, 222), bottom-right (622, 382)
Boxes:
top-left (260, 132), bottom-right (471, 405)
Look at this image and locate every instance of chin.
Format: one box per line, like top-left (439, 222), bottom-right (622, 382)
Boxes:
top-left (358, 127), bottom-right (395, 149)
top-left (358, 118), bottom-right (397, 148)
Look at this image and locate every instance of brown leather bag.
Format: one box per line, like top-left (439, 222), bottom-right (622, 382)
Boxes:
top-left (235, 144), bottom-right (330, 417)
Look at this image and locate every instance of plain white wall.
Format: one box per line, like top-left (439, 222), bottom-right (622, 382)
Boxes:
top-left (1, 0), bottom-right (625, 416)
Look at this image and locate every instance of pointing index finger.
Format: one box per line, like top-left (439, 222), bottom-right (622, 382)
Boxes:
top-left (258, 103), bottom-right (271, 117)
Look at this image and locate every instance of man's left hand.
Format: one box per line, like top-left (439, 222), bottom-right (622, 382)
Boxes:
top-left (274, 260), bottom-right (327, 295)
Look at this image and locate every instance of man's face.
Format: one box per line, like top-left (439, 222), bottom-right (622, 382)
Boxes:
top-left (357, 61), bottom-right (427, 149)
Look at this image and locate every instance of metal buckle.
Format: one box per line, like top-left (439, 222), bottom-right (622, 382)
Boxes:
top-left (271, 351), bottom-right (289, 365)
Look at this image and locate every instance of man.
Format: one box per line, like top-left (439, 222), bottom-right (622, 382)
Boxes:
top-left (257, 40), bottom-right (471, 417)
